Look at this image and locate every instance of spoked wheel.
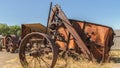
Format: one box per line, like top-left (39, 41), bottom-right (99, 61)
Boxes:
top-left (19, 32), bottom-right (58, 68)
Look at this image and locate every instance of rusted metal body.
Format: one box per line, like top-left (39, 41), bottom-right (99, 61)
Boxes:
top-left (70, 20), bottom-right (114, 62)
top-left (19, 3), bottom-right (115, 68)
top-left (21, 23), bottom-right (46, 39)
top-left (4, 34), bottom-right (20, 53)
top-left (54, 19), bottom-right (114, 62)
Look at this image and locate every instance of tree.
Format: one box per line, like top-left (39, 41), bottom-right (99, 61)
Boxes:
top-left (0, 23), bottom-right (9, 36)
top-left (9, 25), bottom-right (21, 36)
top-left (0, 23), bottom-right (21, 36)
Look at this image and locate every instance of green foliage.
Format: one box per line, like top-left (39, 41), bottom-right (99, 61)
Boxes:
top-left (0, 23), bottom-right (21, 36)
top-left (0, 23), bottom-right (9, 35)
top-left (9, 25), bottom-right (21, 35)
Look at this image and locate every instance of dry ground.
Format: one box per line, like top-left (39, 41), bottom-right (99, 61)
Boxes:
top-left (0, 50), bottom-right (120, 68)
top-left (0, 50), bottom-right (22, 68)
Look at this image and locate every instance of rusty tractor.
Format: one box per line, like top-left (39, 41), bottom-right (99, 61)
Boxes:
top-left (19, 3), bottom-right (115, 68)
top-left (4, 34), bottom-right (20, 53)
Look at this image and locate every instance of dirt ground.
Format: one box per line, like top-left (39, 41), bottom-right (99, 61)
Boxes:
top-left (0, 50), bottom-right (22, 68)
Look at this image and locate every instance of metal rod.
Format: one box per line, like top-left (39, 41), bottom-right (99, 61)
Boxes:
top-left (66, 32), bottom-right (71, 50)
top-left (45, 2), bottom-right (52, 34)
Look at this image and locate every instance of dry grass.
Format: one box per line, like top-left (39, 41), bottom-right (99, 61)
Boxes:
top-left (110, 50), bottom-right (120, 57)
top-left (54, 57), bottom-right (114, 68)
top-left (2, 50), bottom-right (120, 68)
top-left (110, 50), bottom-right (120, 63)
top-left (2, 57), bottom-right (114, 68)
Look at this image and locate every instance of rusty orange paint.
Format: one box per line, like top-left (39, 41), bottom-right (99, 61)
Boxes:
top-left (55, 19), bottom-right (114, 62)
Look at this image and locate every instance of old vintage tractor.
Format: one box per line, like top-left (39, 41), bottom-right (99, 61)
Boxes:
top-left (19, 3), bottom-right (115, 68)
top-left (4, 34), bottom-right (20, 53)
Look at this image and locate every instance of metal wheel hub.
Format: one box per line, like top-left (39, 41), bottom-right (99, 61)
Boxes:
top-left (29, 50), bottom-right (43, 57)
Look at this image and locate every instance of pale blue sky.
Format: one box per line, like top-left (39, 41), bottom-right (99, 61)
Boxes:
top-left (0, 0), bottom-right (120, 29)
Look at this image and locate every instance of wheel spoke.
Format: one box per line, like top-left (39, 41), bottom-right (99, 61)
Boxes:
top-left (37, 57), bottom-right (42, 68)
top-left (34, 58), bottom-right (37, 68)
top-left (26, 56), bottom-right (34, 67)
top-left (40, 57), bottom-right (50, 68)
top-left (28, 57), bottom-right (34, 64)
